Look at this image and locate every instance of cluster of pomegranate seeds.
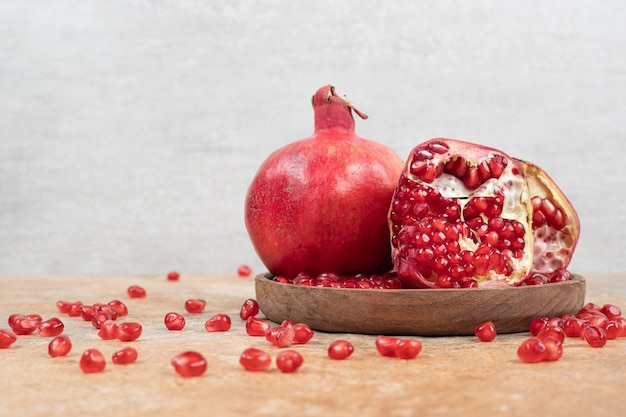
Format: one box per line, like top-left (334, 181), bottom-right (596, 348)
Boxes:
top-left (167, 271), bottom-right (180, 281)
top-left (474, 321), bottom-right (497, 342)
top-left (517, 269), bottom-right (572, 286)
top-left (184, 299), bottom-right (206, 314)
top-left (273, 271), bottom-right (404, 289)
top-left (164, 312), bottom-right (186, 330)
top-left (0, 329), bottom-right (17, 348)
top-left (276, 350), bottom-right (304, 373)
top-left (375, 335), bottom-right (422, 359)
top-left (80, 349), bottom-right (106, 373)
top-left (239, 348), bottom-right (272, 371)
top-left (48, 336), bottom-right (72, 357)
top-left (205, 314), bottom-right (232, 332)
top-left (127, 285), bottom-right (146, 298)
top-left (328, 340), bottom-right (354, 360)
top-left (240, 298), bottom-right (259, 320)
top-left (237, 265), bottom-right (252, 277)
top-left (112, 347), bottom-right (138, 365)
top-left (171, 351), bottom-right (207, 377)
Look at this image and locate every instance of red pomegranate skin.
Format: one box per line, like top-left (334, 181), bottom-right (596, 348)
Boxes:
top-left (245, 85), bottom-right (404, 278)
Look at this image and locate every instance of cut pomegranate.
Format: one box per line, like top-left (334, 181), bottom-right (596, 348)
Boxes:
top-left (239, 348), bottom-right (272, 371)
top-left (237, 265), bottom-right (252, 277)
top-left (112, 347), bottom-right (138, 365)
top-left (171, 351), bottom-right (207, 377)
top-left (292, 323), bottom-right (314, 344)
top-left (395, 339), bottom-right (422, 359)
top-left (0, 329), bottom-right (17, 348)
top-left (245, 317), bottom-right (271, 336)
top-left (184, 299), bottom-right (206, 314)
top-left (276, 350), bottom-right (304, 373)
top-left (328, 340), bottom-right (354, 360)
top-left (205, 314), bottom-right (232, 332)
top-left (581, 325), bottom-right (607, 348)
top-left (80, 349), bottom-right (106, 373)
top-left (164, 312), bottom-right (186, 330)
top-left (245, 85), bottom-right (404, 278)
top-left (127, 285), bottom-right (146, 298)
top-left (167, 270), bottom-right (180, 281)
top-left (37, 317), bottom-right (64, 337)
top-left (97, 320), bottom-right (118, 340)
top-left (240, 298), bottom-right (260, 320)
top-left (48, 336), bottom-right (72, 357)
top-left (117, 322), bottom-right (142, 342)
top-left (517, 337), bottom-right (547, 363)
top-left (474, 321), bottom-right (497, 342)
top-left (375, 335), bottom-right (401, 357)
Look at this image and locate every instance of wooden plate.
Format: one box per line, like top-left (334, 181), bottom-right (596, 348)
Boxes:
top-left (255, 273), bottom-right (586, 336)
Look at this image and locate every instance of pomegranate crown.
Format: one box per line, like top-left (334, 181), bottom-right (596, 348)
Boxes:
top-left (312, 85), bottom-right (368, 134)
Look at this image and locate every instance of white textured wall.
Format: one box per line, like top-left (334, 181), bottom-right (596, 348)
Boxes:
top-left (1, 1), bottom-right (625, 275)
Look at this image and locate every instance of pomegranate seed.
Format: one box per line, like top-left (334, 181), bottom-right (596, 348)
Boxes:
top-left (517, 337), bottom-right (547, 363)
top-left (171, 351), bottom-right (207, 377)
top-left (245, 317), bottom-right (270, 336)
top-left (97, 304), bottom-right (119, 320)
top-left (614, 317), bottom-right (626, 337)
top-left (536, 325), bottom-right (565, 344)
top-left (112, 347), bottom-right (138, 365)
top-left (603, 320), bottom-right (622, 339)
top-left (9, 315), bottom-right (38, 335)
top-left (562, 316), bottom-right (583, 337)
top-left (117, 322), bottom-right (143, 342)
top-left (600, 304), bottom-right (621, 319)
top-left (67, 302), bottom-right (83, 317)
top-left (97, 320), bottom-right (119, 340)
top-left (240, 298), bottom-right (259, 320)
top-left (184, 299), bottom-right (206, 314)
top-left (528, 317), bottom-right (549, 336)
top-left (164, 312), bottom-right (186, 330)
top-left (167, 270), bottom-right (180, 281)
top-left (80, 305), bottom-right (96, 321)
top-left (237, 265), bottom-right (252, 277)
top-left (56, 300), bottom-right (71, 314)
top-left (0, 329), bottom-right (17, 348)
top-left (395, 339), bottom-right (422, 359)
top-left (266, 325), bottom-right (295, 348)
top-left (48, 335), bottom-right (72, 357)
top-left (127, 285), bottom-right (146, 298)
top-left (91, 311), bottom-right (112, 329)
top-left (474, 321), bottom-right (497, 342)
top-left (38, 317), bottom-right (65, 337)
top-left (375, 335), bottom-right (401, 357)
top-left (80, 349), bottom-right (106, 373)
top-left (581, 325), bottom-right (607, 348)
top-left (542, 336), bottom-right (563, 361)
top-left (276, 350), bottom-right (304, 373)
top-left (292, 323), bottom-right (314, 344)
top-left (239, 348), bottom-right (271, 371)
top-left (205, 314), bottom-right (232, 332)
top-left (328, 340), bottom-right (354, 360)
top-left (108, 300), bottom-right (128, 316)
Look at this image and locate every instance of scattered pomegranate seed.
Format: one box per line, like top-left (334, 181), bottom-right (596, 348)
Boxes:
top-left (602, 321), bottom-right (621, 340)
top-left (562, 316), bottom-right (583, 337)
top-left (112, 347), bottom-right (138, 365)
top-left (67, 302), bottom-right (83, 317)
top-left (292, 323), bottom-right (314, 344)
top-left (474, 321), bottom-right (497, 342)
top-left (542, 336), bottom-right (563, 361)
top-left (8, 315), bottom-right (38, 335)
top-left (80, 305), bottom-right (96, 321)
top-left (56, 300), bottom-right (71, 314)
top-left (127, 285), bottom-right (146, 298)
top-left (528, 317), bottom-right (549, 336)
top-left (205, 314), bottom-right (232, 332)
top-left (117, 322), bottom-right (143, 342)
top-left (245, 317), bottom-right (270, 336)
top-left (108, 299), bottom-right (129, 316)
top-left (167, 270), bottom-right (180, 281)
top-left (581, 325), bottom-right (607, 348)
top-left (239, 298), bottom-right (259, 320)
top-left (48, 335), bottom-right (72, 357)
top-left (276, 349), bottom-right (304, 373)
top-left (536, 325), bottom-right (565, 344)
top-left (239, 348), bottom-right (271, 371)
top-left (237, 265), bottom-right (252, 277)
top-left (80, 349), bottom-right (106, 373)
top-left (184, 299), bottom-right (206, 314)
top-left (164, 312), bottom-right (186, 330)
top-left (171, 351), bottom-right (207, 377)
top-left (328, 340), bottom-right (354, 360)
top-left (395, 339), bottom-right (422, 359)
top-left (517, 337), bottom-right (547, 363)
top-left (0, 329), bottom-right (17, 348)
top-left (601, 303), bottom-right (621, 319)
top-left (38, 317), bottom-right (65, 337)
top-left (91, 311), bottom-right (112, 329)
top-left (97, 320), bottom-right (119, 340)
top-left (375, 335), bottom-right (401, 357)
top-left (266, 324), bottom-right (295, 348)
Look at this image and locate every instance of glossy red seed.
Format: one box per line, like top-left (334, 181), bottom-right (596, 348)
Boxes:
top-left (67, 302), bottom-right (83, 317)
top-left (239, 348), bottom-right (271, 371)
top-left (80, 305), bottom-right (96, 321)
top-left (237, 265), bottom-right (252, 277)
top-left (245, 317), bottom-right (270, 336)
top-left (542, 336), bottom-right (563, 361)
top-left (38, 317), bottom-right (65, 337)
top-left (0, 329), bottom-right (17, 348)
top-left (562, 316), bottom-right (584, 337)
top-left (96, 304), bottom-right (119, 321)
top-left (80, 349), bottom-right (106, 373)
top-left (112, 347), bottom-right (138, 365)
top-left (48, 335), bottom-right (72, 357)
top-left (395, 339), bottom-right (422, 359)
top-left (9, 315), bottom-right (38, 335)
top-left (292, 323), bottom-right (314, 344)
top-left (239, 298), bottom-right (259, 320)
top-left (517, 337), bottom-right (547, 363)
top-left (184, 299), bottom-right (206, 314)
top-left (205, 314), bottom-right (232, 332)
top-left (164, 312), bottom-right (186, 330)
top-left (375, 335), bottom-right (401, 357)
top-left (167, 270), bottom-right (180, 281)
top-left (117, 322), bottom-right (142, 342)
top-left (171, 351), bottom-right (207, 377)
top-left (91, 311), bottom-right (112, 329)
top-left (127, 285), bottom-right (146, 298)
top-left (474, 321), bottom-right (497, 342)
top-left (276, 350), bottom-right (304, 373)
top-left (601, 304), bottom-right (621, 319)
top-left (266, 325), bottom-right (295, 348)
top-left (528, 317), bottom-right (549, 336)
top-left (108, 300), bottom-right (128, 316)
top-left (536, 325), bottom-right (565, 344)
top-left (582, 325), bottom-right (607, 348)
top-left (97, 320), bottom-right (118, 340)
top-left (56, 300), bottom-right (71, 314)
top-left (328, 340), bottom-right (354, 360)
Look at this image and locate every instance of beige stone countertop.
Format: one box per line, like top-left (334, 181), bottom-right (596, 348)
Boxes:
top-left (1, 273), bottom-right (624, 417)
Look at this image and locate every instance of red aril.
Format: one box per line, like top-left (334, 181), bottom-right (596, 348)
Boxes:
top-left (80, 305), bottom-right (96, 321)
top-left (80, 349), bottom-right (106, 373)
top-left (0, 329), bottom-right (17, 348)
top-left (542, 336), bottom-right (563, 361)
top-left (240, 299), bottom-right (259, 320)
top-left (245, 85), bottom-right (404, 278)
top-left (8, 314), bottom-right (38, 335)
top-left (536, 325), bottom-right (565, 344)
top-left (517, 337), bottom-right (547, 363)
top-left (292, 323), bottom-right (314, 344)
top-left (48, 336), bottom-right (72, 357)
top-left (562, 316), bottom-right (584, 337)
top-left (167, 270), bottom-right (180, 281)
top-left (56, 300), bottom-right (71, 314)
top-left (239, 348), bottom-right (271, 371)
top-left (127, 285), bottom-right (146, 298)
top-left (67, 302), bottom-right (83, 317)
top-left (112, 347), bottom-right (138, 365)
top-left (164, 312), bottom-right (186, 330)
top-left (601, 304), bottom-right (622, 319)
top-left (117, 322), bottom-right (142, 342)
top-left (276, 350), bottom-right (304, 373)
top-left (245, 317), bottom-right (271, 336)
top-left (38, 317), bottom-right (64, 337)
top-left (395, 339), bottom-right (422, 359)
top-left (205, 314), bottom-right (232, 332)
top-left (237, 265), bottom-right (252, 277)
top-left (91, 311), bottom-right (112, 329)
top-left (184, 299), bottom-right (206, 314)
top-left (581, 325), bottom-right (607, 348)
top-left (375, 335), bottom-right (401, 357)
top-left (474, 321), bottom-right (497, 342)
top-left (171, 351), bottom-right (207, 377)
top-left (266, 324), bottom-right (295, 348)
top-left (601, 320), bottom-right (621, 340)
top-left (97, 320), bottom-right (118, 340)
top-left (108, 300), bottom-right (128, 316)
top-left (328, 340), bottom-right (354, 360)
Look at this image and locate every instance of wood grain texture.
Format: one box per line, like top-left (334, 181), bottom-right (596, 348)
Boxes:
top-left (256, 274), bottom-right (586, 335)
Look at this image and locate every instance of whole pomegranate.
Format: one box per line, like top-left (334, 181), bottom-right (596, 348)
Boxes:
top-left (388, 138), bottom-right (580, 288)
top-left (245, 85), bottom-right (404, 278)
